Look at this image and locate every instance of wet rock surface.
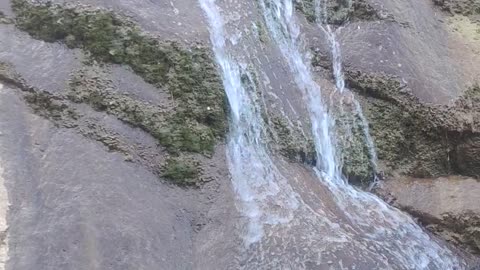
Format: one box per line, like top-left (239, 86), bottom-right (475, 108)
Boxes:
top-left (295, 0), bottom-right (390, 25)
top-left (344, 70), bottom-right (480, 179)
top-left (0, 0), bottom-right (480, 268)
top-left (433, 0), bottom-right (480, 17)
top-left (0, 1), bottom-right (237, 268)
top-left (375, 176), bottom-right (480, 255)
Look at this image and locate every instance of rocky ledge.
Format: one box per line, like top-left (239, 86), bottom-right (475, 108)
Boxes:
top-left (4, 0), bottom-right (229, 186)
top-left (375, 176), bottom-right (480, 255)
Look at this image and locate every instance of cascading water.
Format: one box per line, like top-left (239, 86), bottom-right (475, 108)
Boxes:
top-left (260, 0), bottom-right (464, 268)
top-left (198, 0), bottom-right (299, 246)
top-left (200, 0), bottom-right (467, 268)
top-left (314, 0), bottom-right (379, 179)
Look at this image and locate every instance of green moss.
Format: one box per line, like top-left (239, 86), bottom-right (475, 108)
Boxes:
top-left (0, 62), bottom-right (23, 87)
top-left (156, 116), bottom-right (216, 154)
top-left (0, 11), bottom-right (13, 24)
top-left (345, 71), bottom-right (480, 178)
top-left (295, 0), bottom-right (382, 25)
top-left (334, 108), bottom-right (375, 184)
top-left (270, 116), bottom-right (317, 165)
top-left (255, 21), bottom-right (268, 43)
top-left (295, 0), bottom-right (317, 23)
top-left (433, 0), bottom-right (480, 16)
top-left (162, 157), bottom-right (199, 186)
top-left (24, 91), bottom-right (79, 124)
top-left (12, 0), bottom-right (227, 140)
top-left (68, 67), bottom-right (217, 154)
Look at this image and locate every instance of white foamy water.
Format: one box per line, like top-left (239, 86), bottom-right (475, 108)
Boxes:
top-left (314, 0), bottom-right (379, 176)
top-left (0, 88), bottom-right (10, 270)
top-left (198, 0), bottom-right (299, 246)
top-left (200, 0), bottom-right (466, 268)
top-left (260, 0), bottom-right (465, 268)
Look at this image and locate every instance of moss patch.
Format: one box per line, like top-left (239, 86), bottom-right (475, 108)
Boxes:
top-left (0, 62), bottom-right (24, 87)
top-left (0, 11), bottom-right (13, 24)
top-left (255, 21), bottom-right (269, 43)
top-left (24, 91), bottom-right (78, 123)
top-left (334, 106), bottom-right (375, 185)
top-left (295, 0), bottom-right (383, 25)
top-left (346, 70), bottom-right (480, 178)
top-left (162, 156), bottom-right (200, 186)
top-left (12, 0), bottom-right (227, 141)
top-left (294, 0), bottom-right (317, 23)
top-left (269, 116), bottom-right (316, 165)
top-left (433, 0), bottom-right (480, 16)
top-left (68, 66), bottom-right (217, 154)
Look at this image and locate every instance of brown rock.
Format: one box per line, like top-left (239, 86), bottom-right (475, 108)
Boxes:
top-left (455, 136), bottom-right (480, 177)
top-left (376, 176), bottom-right (480, 255)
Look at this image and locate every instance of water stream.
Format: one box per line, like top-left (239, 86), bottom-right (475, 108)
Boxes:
top-left (198, 0), bottom-right (300, 246)
top-left (200, 0), bottom-right (466, 268)
top-left (314, 0), bottom-right (380, 180)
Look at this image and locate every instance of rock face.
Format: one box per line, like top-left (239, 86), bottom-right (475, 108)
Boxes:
top-left (0, 0), bottom-right (238, 269)
top-left (375, 176), bottom-right (480, 255)
top-left (306, 0), bottom-right (480, 183)
top-left (304, 0), bottom-right (480, 258)
top-left (433, 0), bottom-right (480, 17)
top-left (344, 71), bottom-right (480, 179)
top-left (1, 0), bottom-right (480, 268)
top-left (295, 0), bottom-right (386, 25)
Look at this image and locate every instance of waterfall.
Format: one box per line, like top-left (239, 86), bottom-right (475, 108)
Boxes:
top-left (198, 0), bottom-right (299, 246)
top-left (314, 0), bottom-right (379, 179)
top-left (200, 0), bottom-right (466, 268)
top-left (259, 0), bottom-right (464, 268)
